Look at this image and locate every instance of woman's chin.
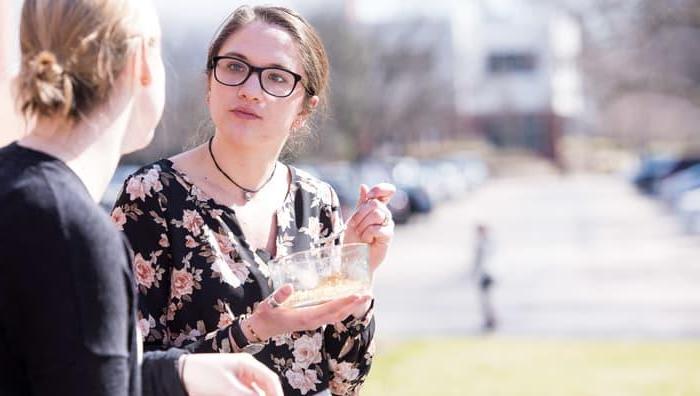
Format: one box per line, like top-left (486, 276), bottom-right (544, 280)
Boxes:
top-left (218, 128), bottom-right (282, 150)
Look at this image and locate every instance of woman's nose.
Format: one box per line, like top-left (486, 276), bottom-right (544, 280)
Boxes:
top-left (238, 71), bottom-right (263, 101)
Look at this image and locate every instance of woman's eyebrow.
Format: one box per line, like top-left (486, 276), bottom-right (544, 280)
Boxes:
top-left (220, 51), bottom-right (291, 70)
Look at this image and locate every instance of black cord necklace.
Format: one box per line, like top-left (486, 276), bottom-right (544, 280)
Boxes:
top-left (207, 137), bottom-right (277, 201)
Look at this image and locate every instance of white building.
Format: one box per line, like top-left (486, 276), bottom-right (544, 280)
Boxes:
top-left (452, 0), bottom-right (583, 158)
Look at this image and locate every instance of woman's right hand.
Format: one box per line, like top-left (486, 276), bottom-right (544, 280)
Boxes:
top-left (180, 353), bottom-right (283, 396)
top-left (243, 284), bottom-right (372, 341)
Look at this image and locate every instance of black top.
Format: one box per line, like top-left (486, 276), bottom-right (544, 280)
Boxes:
top-left (113, 159), bottom-right (375, 396)
top-left (0, 143), bottom-right (186, 396)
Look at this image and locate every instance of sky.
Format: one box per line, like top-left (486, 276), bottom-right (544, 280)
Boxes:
top-left (5, 0), bottom-right (532, 45)
top-left (155, 0), bottom-right (460, 23)
top-left (3, 0), bottom-right (467, 68)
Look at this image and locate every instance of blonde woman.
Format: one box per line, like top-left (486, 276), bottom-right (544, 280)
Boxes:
top-left (0, 1), bottom-right (281, 395)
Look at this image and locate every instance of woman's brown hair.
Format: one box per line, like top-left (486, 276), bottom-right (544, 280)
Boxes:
top-left (206, 5), bottom-right (330, 118)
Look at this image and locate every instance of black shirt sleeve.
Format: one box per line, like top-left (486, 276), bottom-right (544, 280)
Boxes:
top-left (0, 164), bottom-right (188, 396)
top-left (141, 349), bottom-right (188, 396)
top-left (0, 181), bottom-right (133, 395)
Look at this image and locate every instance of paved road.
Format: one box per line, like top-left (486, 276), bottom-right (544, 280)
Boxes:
top-left (372, 173), bottom-right (700, 339)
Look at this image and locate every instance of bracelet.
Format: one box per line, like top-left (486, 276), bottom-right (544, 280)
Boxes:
top-left (244, 317), bottom-right (264, 343)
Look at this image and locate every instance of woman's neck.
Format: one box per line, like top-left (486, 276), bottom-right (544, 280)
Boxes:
top-left (18, 111), bottom-right (128, 203)
top-left (208, 133), bottom-right (282, 192)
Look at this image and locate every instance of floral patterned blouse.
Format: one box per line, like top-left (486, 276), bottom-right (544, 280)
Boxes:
top-left (112, 159), bottom-right (375, 396)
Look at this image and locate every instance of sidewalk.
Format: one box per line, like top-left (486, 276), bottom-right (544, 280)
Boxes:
top-left (372, 173), bottom-right (700, 339)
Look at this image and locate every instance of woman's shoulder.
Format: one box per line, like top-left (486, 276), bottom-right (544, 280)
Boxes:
top-left (127, 159), bottom-right (176, 179)
top-left (290, 165), bottom-right (336, 203)
top-left (118, 159), bottom-right (185, 204)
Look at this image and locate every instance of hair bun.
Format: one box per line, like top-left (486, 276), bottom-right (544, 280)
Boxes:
top-left (30, 50), bottom-right (64, 84)
top-left (21, 50), bottom-right (74, 117)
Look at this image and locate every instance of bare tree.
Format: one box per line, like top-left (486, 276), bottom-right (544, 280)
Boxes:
top-left (548, 0), bottom-right (700, 150)
top-left (311, 14), bottom-right (456, 160)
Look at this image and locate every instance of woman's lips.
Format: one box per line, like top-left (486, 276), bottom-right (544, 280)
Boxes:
top-left (231, 108), bottom-right (262, 120)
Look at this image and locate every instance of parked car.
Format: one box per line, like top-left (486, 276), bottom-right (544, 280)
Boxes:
top-left (657, 164), bottom-right (700, 206)
top-left (675, 187), bottom-right (700, 234)
top-left (444, 152), bottom-right (489, 191)
top-left (388, 157), bottom-right (433, 214)
top-left (418, 159), bottom-right (463, 203)
top-left (632, 155), bottom-right (700, 195)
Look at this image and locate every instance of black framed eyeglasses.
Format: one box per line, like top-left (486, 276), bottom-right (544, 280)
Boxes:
top-left (209, 56), bottom-right (314, 98)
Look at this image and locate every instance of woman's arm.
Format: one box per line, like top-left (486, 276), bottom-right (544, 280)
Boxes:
top-left (113, 168), bottom-right (261, 355)
top-left (323, 185), bottom-right (378, 395)
top-left (323, 302), bottom-right (376, 395)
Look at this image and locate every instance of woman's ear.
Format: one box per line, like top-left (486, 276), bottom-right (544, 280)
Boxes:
top-left (295, 95), bottom-right (319, 129)
top-left (138, 37), bottom-right (154, 87)
top-left (304, 95), bottom-right (320, 114)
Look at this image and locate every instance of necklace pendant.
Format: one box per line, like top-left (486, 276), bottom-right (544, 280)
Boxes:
top-left (244, 191), bottom-right (254, 201)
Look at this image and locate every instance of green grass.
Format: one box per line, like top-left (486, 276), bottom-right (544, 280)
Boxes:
top-left (361, 337), bottom-right (700, 396)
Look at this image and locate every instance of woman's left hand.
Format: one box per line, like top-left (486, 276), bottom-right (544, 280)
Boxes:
top-left (343, 183), bottom-right (396, 274)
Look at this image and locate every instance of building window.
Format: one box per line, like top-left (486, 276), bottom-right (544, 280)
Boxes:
top-left (487, 52), bottom-right (536, 74)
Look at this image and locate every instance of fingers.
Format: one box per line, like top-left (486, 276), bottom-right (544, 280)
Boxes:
top-left (359, 223), bottom-right (393, 244)
top-left (181, 353), bottom-right (283, 396)
top-left (348, 199), bottom-right (391, 238)
top-left (267, 284), bottom-right (293, 308)
top-left (348, 198), bottom-right (380, 228)
top-left (250, 382), bottom-right (266, 396)
top-left (228, 381), bottom-right (263, 396)
top-left (247, 360), bottom-right (284, 396)
top-left (347, 183), bottom-right (395, 240)
top-left (230, 354), bottom-right (283, 396)
top-left (366, 183), bottom-right (396, 204)
top-left (253, 291), bottom-right (371, 337)
top-left (356, 208), bottom-right (392, 240)
top-left (355, 184), bottom-right (369, 208)
top-left (296, 294), bottom-right (371, 327)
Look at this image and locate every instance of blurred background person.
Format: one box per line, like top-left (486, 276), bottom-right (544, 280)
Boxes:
top-left (471, 223), bottom-right (496, 331)
top-left (0, 0), bottom-right (282, 395)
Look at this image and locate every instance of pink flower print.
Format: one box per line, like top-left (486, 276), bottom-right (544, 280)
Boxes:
top-left (285, 368), bottom-right (320, 395)
top-left (171, 268), bottom-right (194, 300)
top-left (133, 253), bottom-right (155, 289)
top-left (111, 206), bottom-right (127, 230)
top-left (125, 176), bottom-right (148, 202)
top-left (185, 235), bottom-right (199, 249)
top-left (181, 210), bottom-right (204, 236)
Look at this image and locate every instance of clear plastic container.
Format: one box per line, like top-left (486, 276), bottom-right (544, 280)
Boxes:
top-left (268, 243), bottom-right (371, 307)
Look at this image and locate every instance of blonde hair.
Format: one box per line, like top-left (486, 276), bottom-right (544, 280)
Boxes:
top-left (17, 0), bottom-right (143, 121)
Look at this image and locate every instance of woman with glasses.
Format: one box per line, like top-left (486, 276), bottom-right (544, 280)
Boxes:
top-left (113, 5), bottom-right (395, 395)
top-left (0, 1), bottom-right (283, 395)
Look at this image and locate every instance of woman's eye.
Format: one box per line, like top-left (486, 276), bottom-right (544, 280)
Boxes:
top-left (268, 72), bottom-right (289, 83)
top-left (224, 60), bottom-right (246, 73)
